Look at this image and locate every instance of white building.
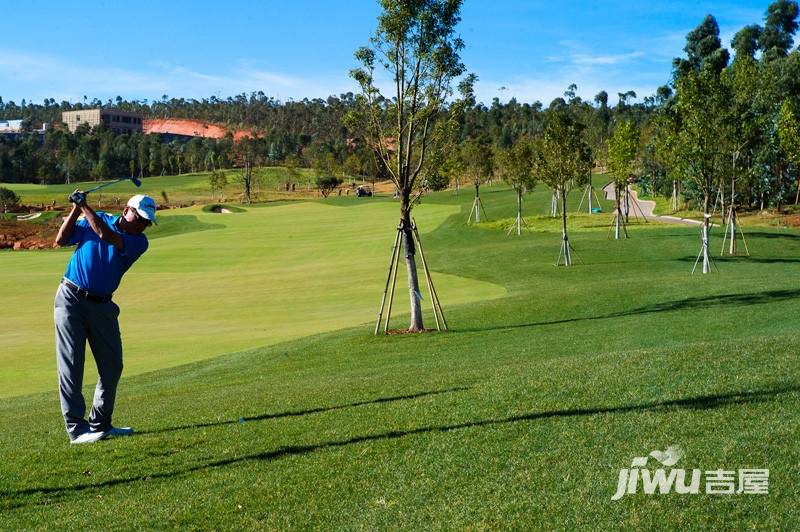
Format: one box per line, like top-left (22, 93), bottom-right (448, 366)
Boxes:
top-left (0, 119), bottom-right (23, 132)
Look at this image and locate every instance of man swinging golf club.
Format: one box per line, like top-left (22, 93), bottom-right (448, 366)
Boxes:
top-left (54, 189), bottom-right (156, 444)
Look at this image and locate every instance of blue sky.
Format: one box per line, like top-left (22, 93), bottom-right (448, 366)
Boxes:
top-left (0, 1), bottom-right (776, 107)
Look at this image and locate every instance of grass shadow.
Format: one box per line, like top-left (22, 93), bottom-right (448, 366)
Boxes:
top-left (139, 386), bottom-right (470, 435)
top-left (4, 384), bottom-right (796, 507)
top-left (676, 255), bottom-right (800, 264)
top-left (459, 288), bottom-right (800, 334)
top-left (746, 231), bottom-right (800, 240)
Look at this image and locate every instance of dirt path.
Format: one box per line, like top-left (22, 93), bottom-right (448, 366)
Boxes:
top-left (601, 182), bottom-right (701, 226)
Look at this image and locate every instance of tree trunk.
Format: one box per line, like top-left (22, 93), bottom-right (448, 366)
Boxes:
top-left (795, 178), bottom-right (800, 205)
top-left (623, 186), bottom-right (630, 223)
top-left (671, 180), bottom-right (678, 212)
top-left (615, 191), bottom-right (621, 240)
top-left (401, 196), bottom-right (424, 332)
top-left (702, 193), bottom-right (711, 274)
top-left (474, 183), bottom-right (481, 223)
top-left (244, 158), bottom-right (252, 204)
top-left (561, 188), bottom-right (571, 266)
top-left (516, 188), bottom-right (523, 235)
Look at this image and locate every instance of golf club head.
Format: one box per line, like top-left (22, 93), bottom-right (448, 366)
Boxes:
top-left (131, 177), bottom-right (142, 187)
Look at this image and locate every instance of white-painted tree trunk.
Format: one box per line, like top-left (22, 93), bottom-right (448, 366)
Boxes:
top-left (702, 194), bottom-right (711, 274)
top-left (401, 222), bottom-right (424, 331)
top-left (672, 180), bottom-right (677, 211)
top-left (550, 190), bottom-right (559, 217)
top-left (614, 184), bottom-right (622, 240)
top-left (561, 190), bottom-right (571, 266)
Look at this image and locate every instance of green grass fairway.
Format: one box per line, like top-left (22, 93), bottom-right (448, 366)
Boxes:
top-left (2, 166), bottom-right (320, 207)
top-left (1, 180), bottom-right (798, 528)
top-left (0, 197), bottom-right (504, 398)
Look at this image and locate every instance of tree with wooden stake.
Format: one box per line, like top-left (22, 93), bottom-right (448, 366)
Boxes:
top-left (720, 55), bottom-right (759, 257)
top-left (495, 137), bottom-right (538, 235)
top-left (608, 121), bottom-right (640, 240)
top-left (672, 14), bottom-right (732, 274)
top-left (460, 136), bottom-right (493, 224)
top-left (576, 177), bottom-right (602, 214)
top-left (349, 0), bottom-right (469, 333)
top-left (647, 109), bottom-right (681, 213)
top-left (674, 69), bottom-right (731, 274)
top-left (536, 109), bottom-right (593, 266)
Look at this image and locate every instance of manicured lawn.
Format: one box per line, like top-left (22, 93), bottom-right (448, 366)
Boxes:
top-left (0, 196), bottom-right (504, 398)
top-left (0, 179), bottom-right (798, 528)
top-left (1, 166), bottom-right (322, 207)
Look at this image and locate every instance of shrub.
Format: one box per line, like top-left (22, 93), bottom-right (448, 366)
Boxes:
top-left (0, 187), bottom-right (20, 213)
top-left (316, 176), bottom-right (342, 198)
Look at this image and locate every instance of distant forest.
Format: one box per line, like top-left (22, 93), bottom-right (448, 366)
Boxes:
top-left (0, 90), bottom-right (655, 188)
top-left (1, 0), bottom-right (799, 213)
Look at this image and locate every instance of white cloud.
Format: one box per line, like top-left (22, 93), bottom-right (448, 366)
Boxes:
top-left (475, 39), bottom-right (658, 107)
top-left (571, 51), bottom-right (645, 65)
top-left (0, 48), bottom-right (360, 104)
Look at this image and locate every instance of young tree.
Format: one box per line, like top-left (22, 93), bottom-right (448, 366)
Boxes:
top-left (777, 101), bottom-right (800, 203)
top-left (672, 14), bottom-right (732, 273)
top-left (536, 109), bottom-right (593, 266)
top-left (0, 187), bottom-right (20, 213)
top-left (349, 0), bottom-right (469, 331)
top-left (460, 136), bottom-right (493, 223)
top-left (343, 153), bottom-right (363, 181)
top-left (674, 70), bottom-right (732, 273)
top-left (494, 136), bottom-right (538, 235)
top-left (607, 121), bottom-right (640, 239)
top-left (209, 170), bottom-right (228, 201)
top-left (316, 176), bottom-right (342, 197)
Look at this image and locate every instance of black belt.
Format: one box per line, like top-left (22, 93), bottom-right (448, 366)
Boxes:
top-left (61, 279), bottom-right (113, 303)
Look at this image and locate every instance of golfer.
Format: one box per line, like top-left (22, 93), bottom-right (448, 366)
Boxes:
top-left (54, 191), bottom-right (156, 444)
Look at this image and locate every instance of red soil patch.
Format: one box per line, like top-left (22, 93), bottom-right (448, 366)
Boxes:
top-left (781, 214), bottom-right (800, 227)
top-left (143, 118), bottom-right (257, 141)
top-left (0, 218), bottom-right (58, 250)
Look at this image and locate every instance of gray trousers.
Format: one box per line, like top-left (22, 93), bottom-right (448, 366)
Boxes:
top-left (54, 282), bottom-right (123, 440)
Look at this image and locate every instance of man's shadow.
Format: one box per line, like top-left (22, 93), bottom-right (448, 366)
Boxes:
top-left (138, 386), bottom-right (471, 435)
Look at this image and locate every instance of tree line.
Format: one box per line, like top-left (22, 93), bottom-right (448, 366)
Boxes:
top-left (1, 1), bottom-right (799, 226)
top-left (443, 1), bottom-right (800, 217)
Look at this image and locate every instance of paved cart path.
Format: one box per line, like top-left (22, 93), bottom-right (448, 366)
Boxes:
top-left (601, 182), bottom-right (702, 225)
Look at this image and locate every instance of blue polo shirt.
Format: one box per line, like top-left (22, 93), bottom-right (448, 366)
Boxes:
top-left (63, 212), bottom-right (149, 296)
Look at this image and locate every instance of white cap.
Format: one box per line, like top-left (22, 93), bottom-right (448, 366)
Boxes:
top-left (127, 194), bottom-right (157, 224)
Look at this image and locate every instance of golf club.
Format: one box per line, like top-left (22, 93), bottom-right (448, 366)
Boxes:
top-left (69, 176), bottom-right (142, 204)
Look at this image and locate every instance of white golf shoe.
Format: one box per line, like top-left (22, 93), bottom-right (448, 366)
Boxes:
top-left (71, 430), bottom-right (107, 444)
top-left (70, 426), bottom-right (134, 444)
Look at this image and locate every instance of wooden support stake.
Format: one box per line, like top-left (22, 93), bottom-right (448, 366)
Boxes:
top-left (374, 229), bottom-right (402, 335)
